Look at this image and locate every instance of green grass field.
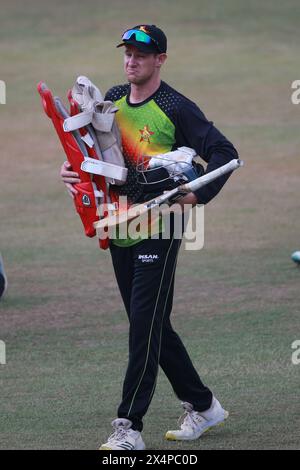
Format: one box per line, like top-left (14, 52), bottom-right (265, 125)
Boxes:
top-left (1, 0), bottom-right (300, 450)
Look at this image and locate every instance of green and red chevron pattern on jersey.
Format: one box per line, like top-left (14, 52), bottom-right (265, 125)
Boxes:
top-left (105, 81), bottom-right (183, 204)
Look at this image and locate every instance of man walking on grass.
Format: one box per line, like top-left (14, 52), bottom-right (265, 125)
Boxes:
top-left (61, 24), bottom-right (237, 450)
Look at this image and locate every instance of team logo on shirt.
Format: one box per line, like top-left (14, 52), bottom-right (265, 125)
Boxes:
top-left (139, 125), bottom-right (154, 143)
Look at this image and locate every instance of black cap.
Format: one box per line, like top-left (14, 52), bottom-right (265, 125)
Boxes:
top-left (117, 25), bottom-right (167, 54)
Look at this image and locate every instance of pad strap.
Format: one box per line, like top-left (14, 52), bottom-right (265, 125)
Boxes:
top-left (81, 157), bottom-right (127, 182)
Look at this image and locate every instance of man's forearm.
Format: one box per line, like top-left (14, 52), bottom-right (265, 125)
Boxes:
top-left (194, 141), bottom-right (239, 204)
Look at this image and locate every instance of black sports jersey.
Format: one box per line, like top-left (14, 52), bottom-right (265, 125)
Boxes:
top-left (105, 80), bottom-right (238, 205)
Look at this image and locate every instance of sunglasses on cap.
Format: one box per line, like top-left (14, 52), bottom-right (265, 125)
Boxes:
top-left (121, 29), bottom-right (160, 50)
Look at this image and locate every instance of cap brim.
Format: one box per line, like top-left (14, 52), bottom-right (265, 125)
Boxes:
top-left (116, 39), bottom-right (159, 53)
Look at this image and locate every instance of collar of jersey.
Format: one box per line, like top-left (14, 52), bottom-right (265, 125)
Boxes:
top-left (126, 81), bottom-right (164, 107)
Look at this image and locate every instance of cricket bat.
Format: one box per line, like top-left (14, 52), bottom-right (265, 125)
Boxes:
top-left (94, 158), bottom-right (244, 231)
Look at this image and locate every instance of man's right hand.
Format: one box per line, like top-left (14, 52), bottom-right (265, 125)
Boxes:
top-left (60, 161), bottom-right (81, 199)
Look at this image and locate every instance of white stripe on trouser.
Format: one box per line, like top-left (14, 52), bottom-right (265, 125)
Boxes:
top-left (127, 236), bottom-right (175, 417)
top-left (148, 239), bottom-right (181, 403)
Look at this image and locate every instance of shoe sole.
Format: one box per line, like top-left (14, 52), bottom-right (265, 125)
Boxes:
top-left (165, 410), bottom-right (229, 441)
top-left (99, 442), bottom-right (146, 451)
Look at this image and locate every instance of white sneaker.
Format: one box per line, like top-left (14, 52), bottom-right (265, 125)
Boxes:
top-left (99, 418), bottom-right (146, 450)
top-left (165, 397), bottom-right (229, 441)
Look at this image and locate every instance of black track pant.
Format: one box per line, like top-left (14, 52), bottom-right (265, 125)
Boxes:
top-left (109, 235), bottom-right (212, 432)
